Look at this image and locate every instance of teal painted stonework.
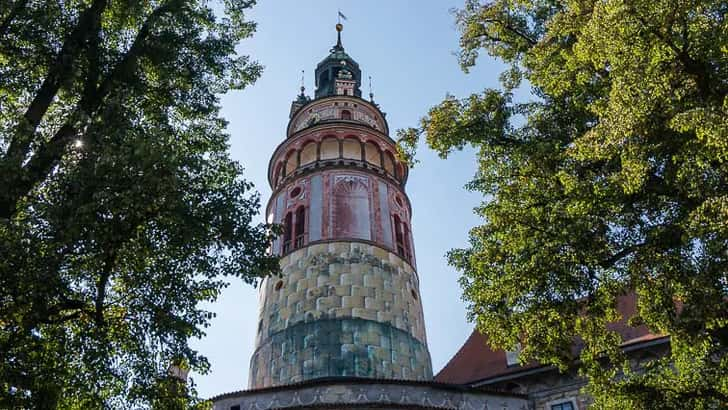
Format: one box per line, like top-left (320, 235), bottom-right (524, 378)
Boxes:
top-left (249, 318), bottom-right (432, 387)
top-left (250, 242), bottom-right (431, 388)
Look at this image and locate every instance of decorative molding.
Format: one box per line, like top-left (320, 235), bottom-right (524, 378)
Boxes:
top-left (213, 380), bottom-right (528, 410)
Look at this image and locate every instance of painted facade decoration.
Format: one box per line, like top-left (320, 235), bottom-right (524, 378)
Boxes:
top-left (250, 23), bottom-right (430, 390)
top-left (266, 170), bottom-right (412, 263)
top-left (213, 379), bottom-right (529, 410)
top-left (289, 98), bottom-right (385, 134)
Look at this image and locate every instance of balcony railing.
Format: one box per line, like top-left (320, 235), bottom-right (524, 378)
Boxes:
top-left (281, 235), bottom-right (307, 254)
top-left (295, 234), bottom-right (305, 249)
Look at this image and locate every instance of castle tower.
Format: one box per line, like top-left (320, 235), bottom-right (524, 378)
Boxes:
top-left (212, 24), bottom-right (528, 410)
top-left (249, 24), bottom-right (432, 388)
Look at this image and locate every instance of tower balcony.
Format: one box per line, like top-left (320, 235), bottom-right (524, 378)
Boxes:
top-left (269, 126), bottom-right (408, 191)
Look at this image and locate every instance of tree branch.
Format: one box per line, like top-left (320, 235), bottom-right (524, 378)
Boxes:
top-left (0, 0), bottom-right (29, 37)
top-left (598, 242), bottom-right (645, 269)
top-left (480, 18), bottom-right (537, 46)
top-left (94, 251), bottom-right (115, 328)
top-left (3, 0), bottom-right (108, 166)
top-left (631, 11), bottom-right (722, 101)
top-left (0, 0), bottom-right (182, 220)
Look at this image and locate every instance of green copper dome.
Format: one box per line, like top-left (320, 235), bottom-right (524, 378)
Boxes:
top-left (314, 26), bottom-right (362, 98)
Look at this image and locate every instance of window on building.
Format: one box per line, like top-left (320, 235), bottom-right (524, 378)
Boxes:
top-left (283, 212), bottom-right (293, 253)
top-left (294, 206), bottom-right (306, 249)
top-left (551, 401), bottom-right (575, 410)
top-left (393, 214), bottom-right (411, 261)
top-left (290, 186), bottom-right (302, 198)
top-left (231, 405), bottom-right (241, 410)
top-left (282, 207), bottom-right (307, 253)
top-left (341, 109), bottom-right (352, 120)
top-left (506, 343), bottom-right (522, 367)
top-left (402, 222), bottom-right (412, 261)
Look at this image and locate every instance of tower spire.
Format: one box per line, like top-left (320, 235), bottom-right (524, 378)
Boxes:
top-left (292, 69), bottom-right (310, 114)
top-left (335, 22), bottom-right (343, 49)
top-left (299, 70), bottom-right (305, 95)
top-left (368, 76), bottom-right (374, 102)
top-left (316, 12), bottom-right (361, 98)
top-left (335, 10), bottom-right (347, 49)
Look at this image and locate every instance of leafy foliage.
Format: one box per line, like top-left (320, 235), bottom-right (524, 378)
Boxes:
top-left (399, 0), bottom-right (727, 408)
top-left (0, 0), bottom-right (278, 408)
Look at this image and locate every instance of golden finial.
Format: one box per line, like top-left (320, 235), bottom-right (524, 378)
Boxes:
top-left (335, 11), bottom-right (347, 48)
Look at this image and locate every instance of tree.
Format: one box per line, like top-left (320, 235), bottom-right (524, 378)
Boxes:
top-left (398, 0), bottom-right (727, 408)
top-left (0, 0), bottom-right (278, 408)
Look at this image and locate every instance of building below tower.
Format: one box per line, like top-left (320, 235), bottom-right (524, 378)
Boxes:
top-left (435, 293), bottom-right (670, 410)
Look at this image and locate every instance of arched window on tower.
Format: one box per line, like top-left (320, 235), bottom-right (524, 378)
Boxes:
top-left (294, 206), bottom-right (306, 249)
top-left (402, 222), bottom-right (412, 262)
top-left (392, 214), bottom-right (412, 262)
top-left (282, 206), bottom-right (307, 253)
top-left (341, 109), bottom-right (352, 120)
top-left (283, 212), bottom-right (293, 253)
top-left (393, 214), bottom-right (405, 258)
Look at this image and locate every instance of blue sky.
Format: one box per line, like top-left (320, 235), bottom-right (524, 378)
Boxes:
top-left (192, 0), bottom-right (521, 398)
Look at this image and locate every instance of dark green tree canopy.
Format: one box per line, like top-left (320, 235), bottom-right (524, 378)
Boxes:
top-left (399, 1), bottom-right (727, 408)
top-left (0, 0), bottom-right (278, 408)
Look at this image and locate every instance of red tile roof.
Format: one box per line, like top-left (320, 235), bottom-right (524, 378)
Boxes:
top-left (435, 293), bottom-right (666, 384)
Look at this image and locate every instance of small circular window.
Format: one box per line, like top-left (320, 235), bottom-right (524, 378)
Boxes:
top-left (274, 280), bottom-right (284, 291)
top-left (290, 187), bottom-right (302, 198)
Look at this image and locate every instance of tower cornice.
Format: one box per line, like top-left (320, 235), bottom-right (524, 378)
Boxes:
top-left (287, 94), bottom-right (389, 136)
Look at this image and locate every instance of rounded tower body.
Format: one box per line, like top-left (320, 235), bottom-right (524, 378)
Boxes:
top-left (249, 27), bottom-right (432, 388)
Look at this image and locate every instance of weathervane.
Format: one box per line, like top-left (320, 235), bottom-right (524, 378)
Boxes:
top-left (335, 10), bottom-right (347, 48)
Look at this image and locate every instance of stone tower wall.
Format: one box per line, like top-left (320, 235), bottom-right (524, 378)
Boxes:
top-left (249, 242), bottom-right (430, 387)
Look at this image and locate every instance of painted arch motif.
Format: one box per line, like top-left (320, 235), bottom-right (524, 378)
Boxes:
top-left (332, 175), bottom-right (371, 240)
top-left (272, 134), bottom-right (405, 189)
